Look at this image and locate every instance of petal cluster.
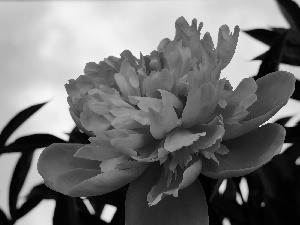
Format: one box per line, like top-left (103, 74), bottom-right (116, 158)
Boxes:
top-left (38, 16), bottom-right (295, 224)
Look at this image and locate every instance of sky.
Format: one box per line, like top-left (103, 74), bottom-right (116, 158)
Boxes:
top-left (0, 1), bottom-right (300, 225)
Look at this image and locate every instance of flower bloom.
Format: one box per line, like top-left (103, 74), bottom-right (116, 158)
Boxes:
top-left (38, 16), bottom-right (295, 225)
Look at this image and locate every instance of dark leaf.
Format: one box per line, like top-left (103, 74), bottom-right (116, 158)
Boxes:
top-left (254, 32), bottom-right (288, 79)
top-left (15, 184), bottom-right (56, 220)
top-left (253, 45), bottom-right (300, 67)
top-left (245, 28), bottom-right (300, 46)
top-left (9, 152), bottom-right (34, 221)
top-left (244, 29), bottom-right (280, 46)
top-left (88, 185), bottom-right (127, 224)
top-left (244, 172), bottom-right (264, 225)
top-left (3, 134), bottom-right (66, 154)
top-left (0, 102), bottom-right (47, 150)
top-left (274, 116), bottom-right (292, 126)
top-left (264, 196), bottom-right (300, 225)
top-left (0, 208), bottom-right (10, 225)
top-left (68, 127), bottom-right (90, 144)
top-left (211, 193), bottom-right (246, 224)
top-left (53, 194), bottom-right (80, 225)
top-left (285, 125), bottom-right (300, 143)
top-left (76, 198), bottom-right (106, 225)
top-left (276, 0), bottom-right (300, 32)
top-left (291, 79), bottom-right (300, 101)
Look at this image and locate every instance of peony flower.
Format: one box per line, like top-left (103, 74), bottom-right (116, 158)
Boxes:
top-left (38, 16), bottom-right (295, 225)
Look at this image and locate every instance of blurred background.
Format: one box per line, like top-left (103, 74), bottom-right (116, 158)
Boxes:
top-left (1, 1), bottom-right (300, 225)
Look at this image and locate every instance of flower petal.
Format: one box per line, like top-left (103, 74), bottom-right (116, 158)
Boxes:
top-left (201, 123), bottom-right (285, 179)
top-left (126, 163), bottom-right (208, 225)
top-left (37, 143), bottom-right (100, 190)
top-left (224, 71), bottom-right (295, 140)
top-left (246, 71), bottom-right (295, 120)
top-left (216, 25), bottom-right (239, 69)
top-left (73, 140), bottom-right (122, 161)
top-left (149, 91), bottom-right (180, 139)
top-left (164, 128), bottom-right (205, 153)
top-left (182, 82), bottom-right (216, 128)
top-left (55, 164), bottom-right (148, 197)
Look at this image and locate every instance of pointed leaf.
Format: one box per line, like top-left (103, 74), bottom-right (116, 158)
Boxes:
top-left (291, 79), bottom-right (300, 101)
top-left (255, 32), bottom-right (287, 79)
top-left (244, 29), bottom-right (279, 46)
top-left (0, 102), bottom-right (47, 150)
top-left (9, 152), bottom-right (34, 221)
top-left (253, 45), bottom-right (300, 67)
top-left (126, 163), bottom-right (208, 225)
top-left (0, 208), bottom-right (10, 225)
top-left (274, 116), bottom-right (292, 126)
top-left (276, 0), bottom-right (300, 32)
top-left (15, 183), bottom-right (56, 220)
top-left (3, 134), bottom-right (65, 154)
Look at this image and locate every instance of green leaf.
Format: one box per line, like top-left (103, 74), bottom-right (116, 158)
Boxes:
top-left (0, 102), bottom-right (47, 151)
top-left (276, 0), bottom-right (300, 32)
top-left (15, 183), bottom-right (56, 220)
top-left (3, 134), bottom-right (65, 154)
top-left (255, 32), bottom-right (287, 79)
top-left (9, 152), bottom-right (34, 222)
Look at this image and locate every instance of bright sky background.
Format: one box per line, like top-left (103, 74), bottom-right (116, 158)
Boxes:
top-left (1, 1), bottom-right (300, 225)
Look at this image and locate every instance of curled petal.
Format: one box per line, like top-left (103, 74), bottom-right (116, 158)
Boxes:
top-left (114, 60), bottom-right (141, 98)
top-left (201, 123), bottom-right (285, 179)
top-left (80, 104), bottom-right (111, 133)
top-left (164, 128), bottom-right (205, 153)
top-left (142, 69), bottom-right (174, 98)
top-left (182, 82), bottom-right (216, 128)
top-left (149, 90), bottom-right (181, 139)
top-left (216, 25), bottom-right (240, 69)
